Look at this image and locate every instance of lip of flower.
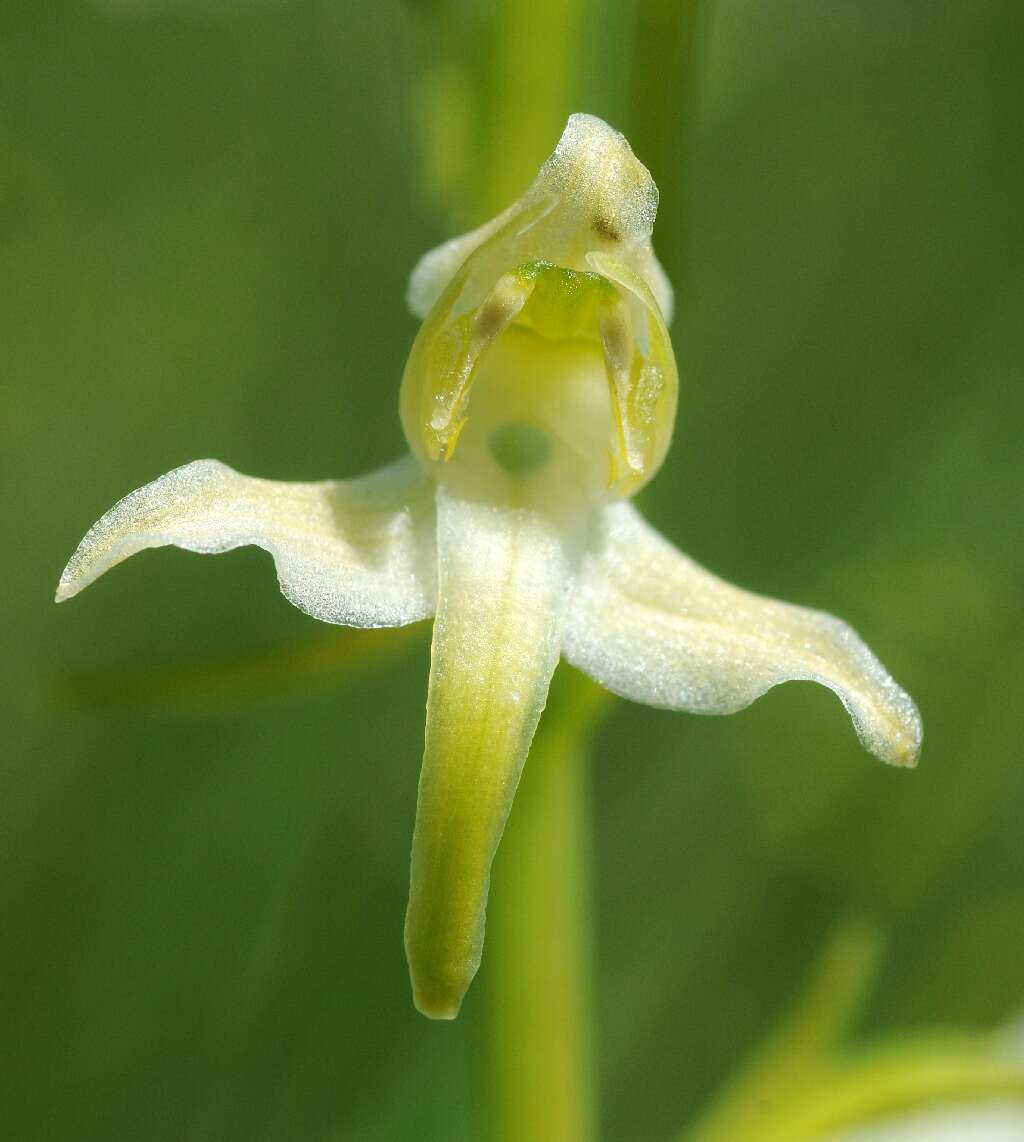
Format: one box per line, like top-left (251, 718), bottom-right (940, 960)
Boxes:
top-left (55, 113), bottom-right (922, 1021)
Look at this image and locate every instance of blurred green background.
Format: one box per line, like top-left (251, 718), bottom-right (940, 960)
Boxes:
top-left (3, 2), bottom-right (1023, 1139)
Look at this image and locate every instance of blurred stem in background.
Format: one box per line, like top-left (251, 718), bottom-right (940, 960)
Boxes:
top-left (685, 923), bottom-right (1024, 1142)
top-left (410, 0), bottom-right (586, 222)
top-left (479, 0), bottom-right (583, 217)
top-left (411, 0), bottom-right (699, 235)
top-left (487, 669), bottom-right (611, 1142)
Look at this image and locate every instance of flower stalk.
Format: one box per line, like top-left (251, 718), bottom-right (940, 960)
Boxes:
top-left (485, 669), bottom-right (609, 1142)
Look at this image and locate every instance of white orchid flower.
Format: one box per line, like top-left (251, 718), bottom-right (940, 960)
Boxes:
top-left (685, 927), bottom-right (1024, 1142)
top-left (56, 114), bottom-right (922, 1019)
top-left (815, 1019), bottom-right (1024, 1142)
top-left (819, 1104), bottom-right (1024, 1142)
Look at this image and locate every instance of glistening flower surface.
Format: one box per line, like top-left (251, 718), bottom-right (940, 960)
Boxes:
top-left (57, 114), bottom-right (922, 1020)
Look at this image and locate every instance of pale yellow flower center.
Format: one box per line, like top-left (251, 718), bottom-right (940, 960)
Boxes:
top-left (401, 257), bottom-right (674, 504)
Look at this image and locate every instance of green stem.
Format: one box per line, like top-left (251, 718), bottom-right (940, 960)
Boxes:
top-left (479, 0), bottom-right (582, 215)
top-left (485, 668), bottom-right (611, 1142)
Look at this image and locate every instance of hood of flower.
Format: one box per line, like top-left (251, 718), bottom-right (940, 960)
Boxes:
top-left (400, 114), bottom-right (678, 503)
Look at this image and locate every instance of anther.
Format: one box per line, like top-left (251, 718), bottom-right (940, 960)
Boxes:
top-left (427, 274), bottom-right (536, 461)
top-left (474, 274), bottom-right (532, 342)
top-left (591, 213), bottom-right (622, 242)
top-left (599, 299), bottom-right (646, 486)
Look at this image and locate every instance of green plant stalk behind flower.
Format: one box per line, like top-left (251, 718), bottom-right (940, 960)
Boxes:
top-left (486, 668), bottom-right (609, 1142)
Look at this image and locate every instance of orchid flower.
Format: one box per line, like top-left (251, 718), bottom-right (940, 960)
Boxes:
top-left (818, 1104), bottom-right (1024, 1142)
top-left (56, 114), bottom-right (922, 1020)
top-left (812, 1022), bottom-right (1024, 1142)
top-left (686, 924), bottom-right (1024, 1142)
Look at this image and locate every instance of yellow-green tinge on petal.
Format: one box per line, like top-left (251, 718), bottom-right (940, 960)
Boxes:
top-left (404, 487), bottom-right (578, 1018)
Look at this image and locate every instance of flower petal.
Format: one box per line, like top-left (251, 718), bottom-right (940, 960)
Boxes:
top-left (404, 489), bottom-right (578, 1019)
top-left (56, 455), bottom-right (437, 628)
top-left (406, 204), bottom-right (520, 320)
top-left (563, 503), bottom-right (922, 767)
top-left (588, 249), bottom-right (678, 494)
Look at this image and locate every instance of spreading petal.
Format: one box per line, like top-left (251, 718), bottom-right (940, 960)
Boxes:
top-left (404, 489), bottom-right (578, 1019)
top-left (56, 456), bottom-right (437, 628)
top-left (563, 503), bottom-right (922, 767)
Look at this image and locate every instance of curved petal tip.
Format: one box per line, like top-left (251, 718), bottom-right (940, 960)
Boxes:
top-left (866, 689), bottom-right (922, 769)
top-left (409, 964), bottom-right (466, 1022)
